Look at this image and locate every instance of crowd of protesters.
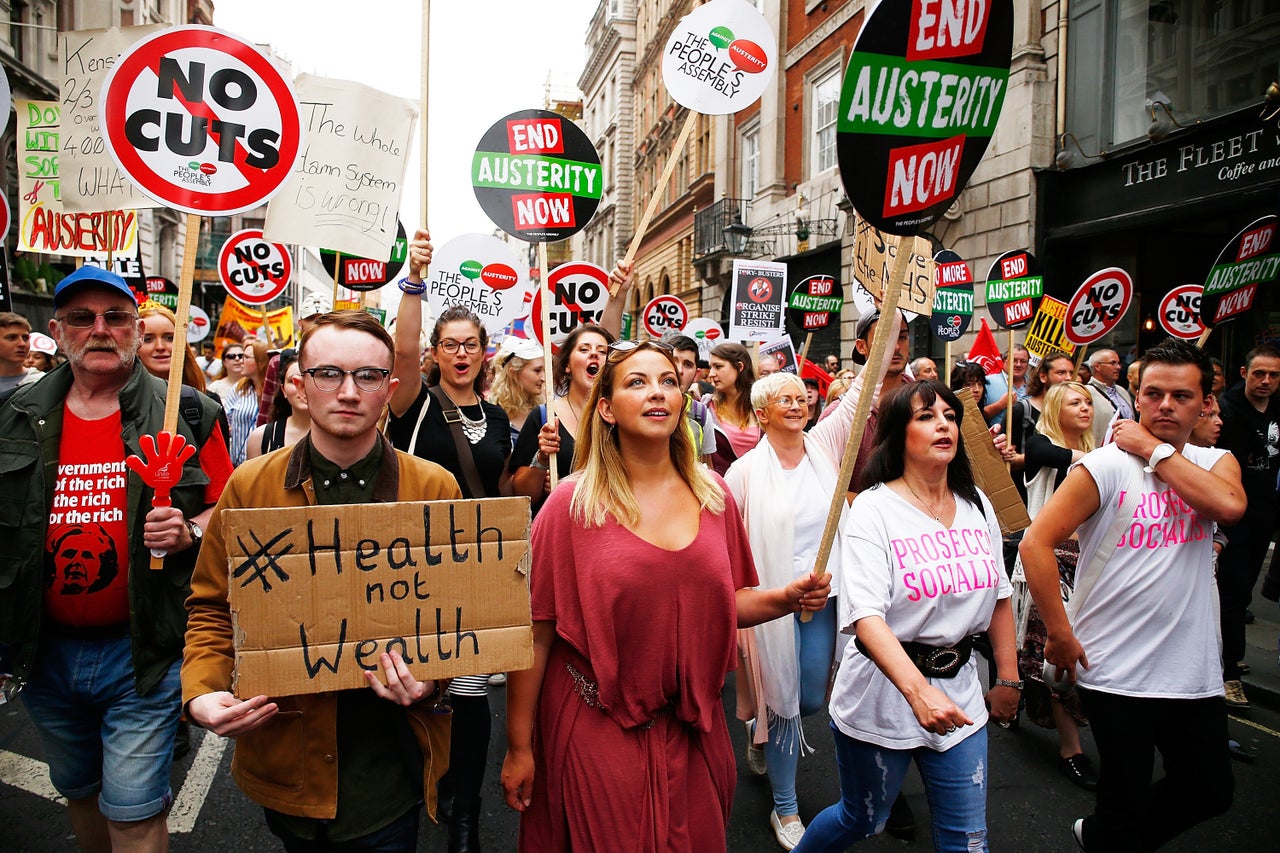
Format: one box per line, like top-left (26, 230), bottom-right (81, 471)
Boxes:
top-left (1, 242), bottom-right (1276, 853)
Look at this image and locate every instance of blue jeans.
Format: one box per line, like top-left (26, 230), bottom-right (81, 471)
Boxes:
top-left (794, 722), bottom-right (990, 853)
top-left (21, 634), bottom-right (181, 822)
top-left (265, 806), bottom-right (420, 852)
top-left (765, 605), bottom-right (836, 816)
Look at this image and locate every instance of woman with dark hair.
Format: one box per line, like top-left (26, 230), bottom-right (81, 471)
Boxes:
top-left (501, 340), bottom-right (829, 852)
top-left (794, 380), bottom-right (1020, 853)
top-left (508, 323), bottom-right (615, 512)
top-left (949, 361), bottom-right (986, 407)
top-left (705, 341), bottom-right (760, 475)
top-left (387, 230), bottom-right (513, 851)
top-left (244, 349), bottom-right (309, 460)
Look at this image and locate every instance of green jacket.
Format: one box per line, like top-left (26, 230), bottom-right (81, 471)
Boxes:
top-left (0, 361), bottom-right (221, 695)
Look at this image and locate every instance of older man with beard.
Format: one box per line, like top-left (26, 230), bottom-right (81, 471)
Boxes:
top-left (0, 266), bottom-right (231, 853)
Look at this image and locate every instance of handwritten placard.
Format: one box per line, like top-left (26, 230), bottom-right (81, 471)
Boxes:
top-left (224, 498), bottom-right (533, 697)
top-left (17, 99), bottom-right (138, 257)
top-left (853, 219), bottom-right (935, 317)
top-left (263, 74), bottom-right (417, 259)
top-left (59, 26), bottom-right (162, 213)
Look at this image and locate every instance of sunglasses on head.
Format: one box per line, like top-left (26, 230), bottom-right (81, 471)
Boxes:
top-left (608, 340), bottom-right (674, 355)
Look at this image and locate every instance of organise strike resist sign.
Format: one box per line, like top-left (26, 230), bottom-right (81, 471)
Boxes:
top-left (425, 233), bottom-right (531, 335)
top-left (472, 110), bottom-right (602, 242)
top-left (661, 0), bottom-right (778, 114)
top-left (224, 498), bottom-right (533, 697)
top-left (729, 259), bottom-right (787, 342)
top-left (1200, 216), bottom-right (1279, 326)
top-left (984, 249), bottom-right (1043, 330)
top-left (929, 250), bottom-right (974, 341)
top-left (837, 0), bottom-right (1013, 235)
top-left (1065, 267), bottom-right (1133, 346)
top-left (101, 25), bottom-right (303, 216)
top-left (218, 228), bottom-right (291, 305)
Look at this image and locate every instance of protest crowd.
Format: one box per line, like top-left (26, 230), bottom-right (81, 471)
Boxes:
top-left (2, 227), bottom-right (1277, 853)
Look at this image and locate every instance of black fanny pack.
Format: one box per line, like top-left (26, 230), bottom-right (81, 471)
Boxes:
top-left (855, 635), bottom-right (973, 679)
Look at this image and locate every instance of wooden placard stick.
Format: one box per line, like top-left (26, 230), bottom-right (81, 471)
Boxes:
top-left (1195, 327), bottom-right (1211, 348)
top-left (801, 236), bottom-right (909, 622)
top-left (331, 251), bottom-right (342, 306)
top-left (797, 332), bottom-right (814, 368)
top-left (538, 241), bottom-right (558, 491)
top-left (944, 341), bottom-right (953, 374)
top-left (150, 212), bottom-right (202, 570)
top-left (609, 110), bottom-right (698, 295)
top-left (1004, 329), bottom-right (1015, 428)
top-left (420, 0), bottom-right (430, 226)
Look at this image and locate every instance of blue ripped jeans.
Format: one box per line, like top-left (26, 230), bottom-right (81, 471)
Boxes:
top-left (794, 722), bottom-right (989, 853)
top-left (765, 605), bottom-right (836, 816)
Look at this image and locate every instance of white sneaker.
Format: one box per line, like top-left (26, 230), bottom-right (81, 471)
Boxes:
top-left (770, 810), bottom-right (805, 850)
top-left (745, 719), bottom-right (767, 776)
top-left (1072, 818), bottom-right (1085, 850)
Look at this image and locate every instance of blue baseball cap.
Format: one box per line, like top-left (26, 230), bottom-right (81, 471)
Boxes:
top-left (53, 265), bottom-right (138, 309)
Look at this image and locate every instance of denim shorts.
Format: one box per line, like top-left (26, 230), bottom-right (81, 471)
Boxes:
top-left (21, 634), bottom-right (181, 822)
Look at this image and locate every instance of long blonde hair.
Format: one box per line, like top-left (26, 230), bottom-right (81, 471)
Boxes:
top-left (570, 343), bottom-right (724, 528)
top-left (1038, 381), bottom-right (1096, 452)
top-left (487, 354), bottom-right (539, 420)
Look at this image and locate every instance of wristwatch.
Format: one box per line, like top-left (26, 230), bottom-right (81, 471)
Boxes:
top-left (995, 678), bottom-right (1023, 690)
top-left (1144, 442), bottom-right (1176, 473)
top-left (185, 520), bottom-right (204, 548)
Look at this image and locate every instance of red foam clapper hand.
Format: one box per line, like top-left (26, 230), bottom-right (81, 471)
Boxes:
top-left (126, 431), bottom-right (197, 563)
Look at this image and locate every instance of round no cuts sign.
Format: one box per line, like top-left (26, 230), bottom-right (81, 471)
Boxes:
top-left (836, 0), bottom-right (1013, 236)
top-left (929, 250), bottom-right (974, 341)
top-left (320, 220), bottom-right (408, 292)
top-left (1200, 215), bottom-right (1279, 327)
top-left (472, 110), bottom-right (601, 243)
top-left (984, 250), bottom-right (1043, 330)
top-left (661, 0), bottom-right (778, 115)
top-left (218, 228), bottom-right (291, 305)
top-left (425, 233), bottom-right (532, 335)
top-left (1065, 267), bottom-right (1133, 345)
top-left (530, 262), bottom-right (612, 350)
top-left (643, 294), bottom-right (689, 338)
top-left (101, 26), bottom-right (302, 216)
top-left (1157, 285), bottom-right (1205, 339)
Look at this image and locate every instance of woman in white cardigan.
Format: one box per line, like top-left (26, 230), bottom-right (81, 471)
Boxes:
top-left (725, 370), bottom-right (863, 850)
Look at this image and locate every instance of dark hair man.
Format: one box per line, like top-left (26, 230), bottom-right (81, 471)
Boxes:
top-left (182, 310), bottom-right (461, 849)
top-left (0, 266), bottom-right (230, 851)
top-left (662, 332), bottom-right (717, 463)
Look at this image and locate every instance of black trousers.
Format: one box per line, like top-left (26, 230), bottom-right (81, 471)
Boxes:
top-left (1218, 518), bottom-right (1277, 679)
top-left (1077, 689), bottom-right (1233, 852)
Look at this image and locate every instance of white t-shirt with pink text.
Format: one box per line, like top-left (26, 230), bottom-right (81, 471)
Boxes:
top-left (830, 484), bottom-right (1010, 751)
top-left (1073, 443), bottom-right (1228, 699)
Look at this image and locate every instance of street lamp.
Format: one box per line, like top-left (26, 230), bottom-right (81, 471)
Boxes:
top-left (723, 212), bottom-right (752, 255)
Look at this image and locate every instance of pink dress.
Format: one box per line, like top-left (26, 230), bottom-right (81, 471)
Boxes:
top-left (519, 478), bottom-right (759, 853)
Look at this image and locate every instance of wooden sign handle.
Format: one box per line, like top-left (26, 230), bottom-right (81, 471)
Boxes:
top-left (538, 241), bottom-right (558, 491)
top-left (151, 212), bottom-right (201, 570)
top-left (801, 235), bottom-right (909, 621)
top-left (797, 332), bottom-right (814, 368)
top-left (611, 110), bottom-right (698, 295)
top-left (331, 251), bottom-right (342, 306)
top-left (420, 1), bottom-right (430, 225)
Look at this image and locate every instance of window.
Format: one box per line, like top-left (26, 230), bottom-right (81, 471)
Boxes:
top-left (811, 67), bottom-right (841, 175)
top-left (739, 121), bottom-right (759, 198)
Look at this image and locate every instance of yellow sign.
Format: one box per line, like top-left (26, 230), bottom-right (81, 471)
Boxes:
top-left (1023, 296), bottom-right (1075, 366)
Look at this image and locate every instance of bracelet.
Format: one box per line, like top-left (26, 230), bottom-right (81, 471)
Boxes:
top-left (529, 457), bottom-right (549, 471)
top-left (995, 678), bottom-right (1023, 690)
top-left (397, 276), bottom-right (425, 295)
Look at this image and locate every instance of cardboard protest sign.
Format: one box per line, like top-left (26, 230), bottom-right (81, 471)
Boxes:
top-left (661, 0), bottom-right (778, 115)
top-left (760, 337), bottom-right (798, 375)
top-left (853, 219), bottom-right (935, 316)
top-left (957, 385), bottom-right (1029, 536)
top-left (224, 498), bottom-right (532, 697)
top-left (683, 317), bottom-right (724, 362)
top-left (729, 259), bottom-right (787, 342)
top-left (1200, 216), bottom-right (1279, 326)
top-left (263, 74), bottom-right (417, 259)
top-left (218, 228), bottom-right (292, 306)
top-left (1023, 296), bottom-right (1075, 366)
top-left (1066, 267), bottom-right (1133, 346)
top-left (837, 1), bottom-right (1013, 235)
top-left (216, 298), bottom-right (295, 351)
top-left (425, 233), bottom-right (532, 335)
top-left (643, 294), bottom-right (690, 338)
top-left (472, 109), bottom-right (602, 242)
top-left (17, 100), bottom-right (139, 256)
top-left (59, 26), bottom-right (164, 213)
top-left (320, 220), bottom-right (408, 292)
top-left (786, 275), bottom-right (842, 333)
top-left (1157, 284), bottom-right (1205, 340)
top-left (529, 262), bottom-right (612, 350)
top-left (984, 250), bottom-right (1043, 329)
top-left (929, 250), bottom-right (974, 341)
top-left (101, 25), bottom-right (303, 216)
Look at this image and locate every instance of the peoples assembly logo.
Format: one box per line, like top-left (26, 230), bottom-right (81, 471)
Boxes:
top-left (667, 18), bottom-right (770, 99)
top-left (748, 276), bottom-right (773, 303)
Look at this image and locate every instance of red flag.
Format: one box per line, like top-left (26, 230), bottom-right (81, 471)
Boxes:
top-left (799, 358), bottom-right (831, 397)
top-left (966, 318), bottom-right (1005, 375)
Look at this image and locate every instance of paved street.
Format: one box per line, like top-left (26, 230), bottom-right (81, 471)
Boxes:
top-left (4, 655), bottom-right (1280, 852)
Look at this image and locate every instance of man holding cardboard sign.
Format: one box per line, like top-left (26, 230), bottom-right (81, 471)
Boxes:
top-left (182, 311), bottom-right (463, 849)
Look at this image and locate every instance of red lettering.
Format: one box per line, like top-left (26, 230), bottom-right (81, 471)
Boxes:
top-left (1237, 224), bottom-right (1275, 262)
top-left (506, 119), bottom-right (563, 155)
top-left (908, 0), bottom-right (992, 62)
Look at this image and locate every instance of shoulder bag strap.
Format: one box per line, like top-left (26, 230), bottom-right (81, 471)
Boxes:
top-left (426, 384), bottom-right (486, 499)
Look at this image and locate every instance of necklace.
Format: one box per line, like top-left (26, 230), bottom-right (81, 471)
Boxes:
top-left (903, 478), bottom-right (949, 523)
top-left (565, 395), bottom-right (585, 430)
top-left (457, 403), bottom-right (487, 444)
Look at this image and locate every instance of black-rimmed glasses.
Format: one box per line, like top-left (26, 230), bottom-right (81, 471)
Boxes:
top-left (302, 366), bottom-right (391, 392)
top-left (438, 339), bottom-right (482, 355)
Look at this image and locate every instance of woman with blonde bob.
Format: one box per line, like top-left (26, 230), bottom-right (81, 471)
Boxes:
top-left (488, 336), bottom-right (546, 447)
top-left (502, 341), bottom-right (831, 852)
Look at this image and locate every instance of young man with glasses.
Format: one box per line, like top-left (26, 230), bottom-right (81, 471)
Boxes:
top-left (183, 310), bottom-right (461, 851)
top-left (0, 265), bottom-right (230, 852)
